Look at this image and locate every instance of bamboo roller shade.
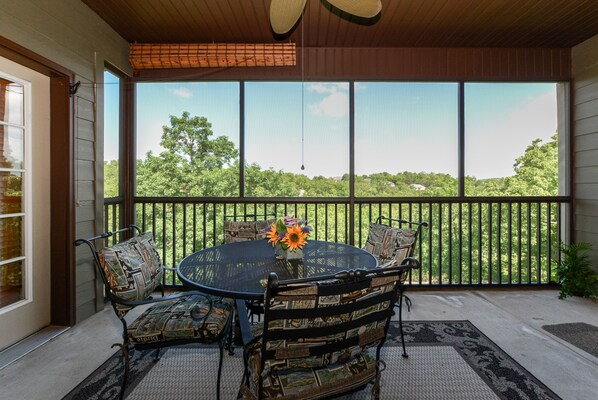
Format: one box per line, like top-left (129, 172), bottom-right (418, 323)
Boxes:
top-left (129, 43), bottom-right (296, 70)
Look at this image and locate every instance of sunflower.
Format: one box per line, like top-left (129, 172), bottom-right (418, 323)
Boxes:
top-left (265, 223), bottom-right (280, 245)
top-left (282, 225), bottom-right (308, 251)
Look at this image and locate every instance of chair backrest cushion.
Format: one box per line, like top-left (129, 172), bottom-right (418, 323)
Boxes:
top-left (98, 232), bottom-right (164, 312)
top-left (365, 223), bottom-right (417, 267)
top-left (261, 270), bottom-right (400, 373)
top-left (224, 219), bottom-right (276, 243)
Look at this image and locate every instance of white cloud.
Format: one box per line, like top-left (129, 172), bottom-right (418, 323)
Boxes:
top-left (172, 88), bottom-right (193, 98)
top-left (466, 90), bottom-right (557, 179)
top-left (306, 82), bottom-right (348, 94)
top-left (308, 91), bottom-right (349, 117)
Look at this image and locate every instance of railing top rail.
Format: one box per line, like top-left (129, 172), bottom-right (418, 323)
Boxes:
top-left (133, 195), bottom-right (571, 204)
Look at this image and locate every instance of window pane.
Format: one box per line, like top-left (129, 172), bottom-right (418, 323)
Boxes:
top-left (245, 82), bottom-right (349, 197)
top-left (0, 79), bottom-right (24, 125)
top-left (465, 83), bottom-right (558, 196)
top-left (355, 82), bottom-right (458, 197)
top-left (0, 261), bottom-right (24, 307)
top-left (0, 125), bottom-right (23, 169)
top-left (0, 172), bottom-right (22, 213)
top-left (0, 216), bottom-right (23, 261)
top-left (104, 70), bottom-right (120, 198)
top-left (136, 82), bottom-right (240, 196)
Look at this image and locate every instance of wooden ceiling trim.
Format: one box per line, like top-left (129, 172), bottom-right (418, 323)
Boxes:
top-left (130, 46), bottom-right (570, 82)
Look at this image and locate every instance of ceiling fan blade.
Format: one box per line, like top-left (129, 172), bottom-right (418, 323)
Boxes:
top-left (270, 0), bottom-right (308, 35)
top-left (327, 0), bottom-right (382, 18)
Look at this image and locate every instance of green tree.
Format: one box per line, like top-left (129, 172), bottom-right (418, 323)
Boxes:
top-left (104, 160), bottom-right (119, 197)
top-left (507, 134), bottom-right (558, 196)
top-left (137, 112), bottom-right (239, 196)
top-left (472, 134), bottom-right (558, 196)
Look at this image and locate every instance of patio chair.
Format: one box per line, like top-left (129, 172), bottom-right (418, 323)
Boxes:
top-left (224, 212), bottom-right (277, 322)
top-left (236, 266), bottom-right (410, 400)
top-left (74, 226), bottom-right (233, 400)
top-left (365, 216), bottom-right (427, 357)
top-left (223, 212), bottom-right (277, 244)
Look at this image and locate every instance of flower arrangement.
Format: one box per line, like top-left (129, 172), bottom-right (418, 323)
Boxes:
top-left (264, 216), bottom-right (312, 252)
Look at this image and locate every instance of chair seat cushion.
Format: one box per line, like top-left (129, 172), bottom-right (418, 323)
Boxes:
top-left (243, 347), bottom-right (377, 399)
top-left (127, 294), bottom-right (232, 344)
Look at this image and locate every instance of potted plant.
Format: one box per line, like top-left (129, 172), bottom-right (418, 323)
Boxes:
top-left (554, 242), bottom-right (598, 299)
top-left (263, 216), bottom-right (312, 260)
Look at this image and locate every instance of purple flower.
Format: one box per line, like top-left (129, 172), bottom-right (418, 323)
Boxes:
top-left (283, 216), bottom-right (296, 226)
top-left (302, 226), bottom-right (313, 234)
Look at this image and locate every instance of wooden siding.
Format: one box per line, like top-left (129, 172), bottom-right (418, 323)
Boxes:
top-left (572, 34), bottom-right (598, 265)
top-left (0, 0), bottom-right (130, 323)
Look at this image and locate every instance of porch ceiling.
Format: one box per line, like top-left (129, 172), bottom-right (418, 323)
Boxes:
top-left (82, 0), bottom-right (598, 48)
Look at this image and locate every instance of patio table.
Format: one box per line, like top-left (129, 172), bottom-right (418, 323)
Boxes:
top-left (177, 239), bottom-right (378, 301)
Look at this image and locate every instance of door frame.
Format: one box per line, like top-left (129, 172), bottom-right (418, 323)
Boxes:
top-left (0, 36), bottom-right (75, 326)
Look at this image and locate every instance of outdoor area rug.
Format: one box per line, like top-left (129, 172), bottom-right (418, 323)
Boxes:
top-left (542, 322), bottom-right (598, 358)
top-left (63, 320), bottom-right (560, 400)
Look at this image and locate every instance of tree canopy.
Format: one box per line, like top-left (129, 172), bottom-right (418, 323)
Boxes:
top-left (105, 112), bottom-right (559, 198)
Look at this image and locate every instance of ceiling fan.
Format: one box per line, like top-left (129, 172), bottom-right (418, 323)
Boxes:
top-left (270, 0), bottom-right (383, 35)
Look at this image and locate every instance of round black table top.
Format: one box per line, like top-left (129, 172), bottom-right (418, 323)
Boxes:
top-left (177, 240), bottom-right (378, 301)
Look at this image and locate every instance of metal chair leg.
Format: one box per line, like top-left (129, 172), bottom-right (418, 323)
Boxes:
top-left (398, 294), bottom-right (408, 358)
top-left (111, 342), bottom-right (130, 400)
top-left (216, 340), bottom-right (225, 400)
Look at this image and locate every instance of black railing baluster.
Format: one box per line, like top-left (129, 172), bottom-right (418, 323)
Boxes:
top-left (508, 203), bottom-right (512, 284)
top-left (536, 202), bottom-right (542, 284)
top-left (527, 202), bottom-right (532, 284)
top-left (202, 203), bottom-right (207, 250)
top-left (172, 202), bottom-right (177, 283)
top-left (546, 203), bottom-right (553, 282)
top-left (477, 203), bottom-right (483, 284)
top-left (334, 203), bottom-right (338, 243)
top-left (497, 203), bottom-right (502, 285)
top-left (182, 203), bottom-right (187, 258)
top-left (517, 202), bottom-right (522, 284)
top-left (488, 202), bottom-right (493, 284)
top-left (468, 203), bottom-right (473, 285)
top-left (457, 203), bottom-right (463, 284)
top-left (438, 202), bottom-right (443, 284)
top-left (428, 202), bottom-right (433, 285)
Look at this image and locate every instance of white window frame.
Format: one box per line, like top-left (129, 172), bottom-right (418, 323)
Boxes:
top-left (0, 71), bottom-right (32, 314)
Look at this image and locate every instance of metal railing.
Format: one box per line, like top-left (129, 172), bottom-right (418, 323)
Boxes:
top-left (104, 196), bottom-right (569, 288)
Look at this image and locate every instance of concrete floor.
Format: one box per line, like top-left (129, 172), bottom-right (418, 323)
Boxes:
top-left (1, 288), bottom-right (597, 400)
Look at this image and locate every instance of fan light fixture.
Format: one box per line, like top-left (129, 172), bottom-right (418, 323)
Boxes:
top-left (270, 0), bottom-right (382, 34)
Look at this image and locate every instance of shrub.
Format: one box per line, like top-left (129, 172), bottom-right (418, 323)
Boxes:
top-left (554, 242), bottom-right (598, 299)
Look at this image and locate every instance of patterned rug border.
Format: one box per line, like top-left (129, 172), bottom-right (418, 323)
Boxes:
top-left (64, 320), bottom-right (561, 400)
top-left (392, 320), bottom-right (561, 400)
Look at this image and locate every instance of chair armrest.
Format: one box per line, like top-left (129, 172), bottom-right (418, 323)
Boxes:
top-left (235, 299), bottom-right (255, 346)
top-left (161, 264), bottom-right (177, 272)
top-left (398, 256), bottom-right (421, 270)
top-left (109, 290), bottom-right (208, 308)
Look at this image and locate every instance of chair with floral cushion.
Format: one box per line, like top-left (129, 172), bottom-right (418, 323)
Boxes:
top-left (75, 225), bottom-right (233, 400)
top-left (236, 266), bottom-right (411, 400)
top-left (364, 216), bottom-right (427, 358)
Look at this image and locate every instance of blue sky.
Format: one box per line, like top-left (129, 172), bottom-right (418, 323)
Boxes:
top-left (104, 73), bottom-right (557, 180)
